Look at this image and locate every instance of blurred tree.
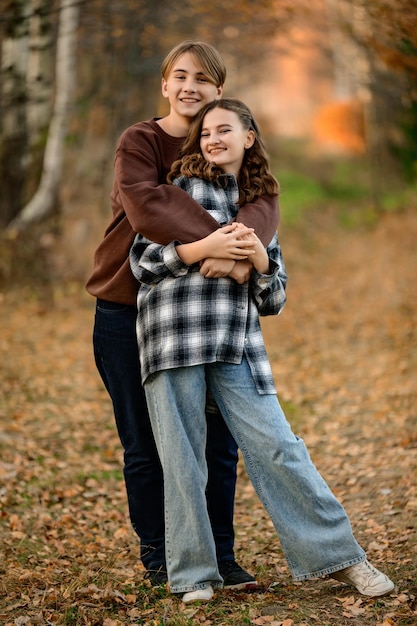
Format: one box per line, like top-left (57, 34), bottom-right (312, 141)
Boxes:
top-left (2, 0), bottom-right (415, 238)
top-left (1, 0), bottom-right (296, 231)
top-left (325, 0), bottom-right (417, 202)
top-left (367, 0), bottom-right (417, 183)
top-left (0, 0), bottom-right (57, 228)
top-left (75, 0), bottom-right (296, 141)
top-left (7, 0), bottom-right (79, 233)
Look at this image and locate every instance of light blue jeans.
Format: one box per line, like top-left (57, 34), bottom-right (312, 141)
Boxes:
top-left (144, 357), bottom-right (365, 593)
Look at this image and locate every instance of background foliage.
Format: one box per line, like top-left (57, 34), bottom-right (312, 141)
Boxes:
top-left (0, 1), bottom-right (416, 241)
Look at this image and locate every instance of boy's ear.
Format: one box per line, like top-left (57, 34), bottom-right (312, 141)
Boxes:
top-left (215, 85), bottom-right (224, 100)
top-left (161, 78), bottom-right (169, 99)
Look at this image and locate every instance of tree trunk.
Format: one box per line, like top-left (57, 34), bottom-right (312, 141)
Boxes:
top-left (0, 1), bottom-right (30, 227)
top-left (26, 0), bottom-right (56, 142)
top-left (7, 0), bottom-right (79, 234)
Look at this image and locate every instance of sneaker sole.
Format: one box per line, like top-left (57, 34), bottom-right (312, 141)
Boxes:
top-left (224, 581), bottom-right (258, 590)
top-left (182, 591), bottom-right (214, 603)
top-left (332, 574), bottom-right (395, 597)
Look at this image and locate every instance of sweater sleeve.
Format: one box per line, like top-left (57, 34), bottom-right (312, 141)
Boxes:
top-left (235, 195), bottom-right (279, 246)
top-left (114, 127), bottom-right (279, 246)
top-left (115, 146), bottom-right (219, 245)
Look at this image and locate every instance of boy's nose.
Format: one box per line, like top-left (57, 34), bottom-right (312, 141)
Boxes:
top-left (183, 79), bottom-right (196, 92)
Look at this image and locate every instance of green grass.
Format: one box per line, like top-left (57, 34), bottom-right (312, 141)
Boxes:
top-left (278, 169), bottom-right (328, 223)
top-left (269, 142), bottom-right (415, 226)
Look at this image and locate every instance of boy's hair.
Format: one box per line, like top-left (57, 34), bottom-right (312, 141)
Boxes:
top-left (168, 98), bottom-right (280, 205)
top-left (161, 40), bottom-right (226, 88)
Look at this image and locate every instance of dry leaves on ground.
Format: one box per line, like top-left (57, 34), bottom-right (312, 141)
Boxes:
top-left (0, 208), bottom-right (416, 625)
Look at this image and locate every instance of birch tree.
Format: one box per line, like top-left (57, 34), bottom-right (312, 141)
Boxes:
top-left (7, 0), bottom-right (80, 234)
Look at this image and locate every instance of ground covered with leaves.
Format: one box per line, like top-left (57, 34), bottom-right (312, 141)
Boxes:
top-left (1, 208), bottom-right (416, 625)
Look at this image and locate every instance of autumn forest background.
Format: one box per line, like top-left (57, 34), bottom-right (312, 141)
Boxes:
top-left (0, 1), bottom-right (416, 625)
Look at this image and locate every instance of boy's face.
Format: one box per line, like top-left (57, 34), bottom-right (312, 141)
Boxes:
top-left (161, 52), bottom-right (223, 121)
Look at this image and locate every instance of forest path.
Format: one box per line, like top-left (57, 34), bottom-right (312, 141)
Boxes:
top-left (1, 208), bottom-right (416, 624)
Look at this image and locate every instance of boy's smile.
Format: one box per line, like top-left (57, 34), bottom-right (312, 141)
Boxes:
top-left (161, 52), bottom-right (223, 123)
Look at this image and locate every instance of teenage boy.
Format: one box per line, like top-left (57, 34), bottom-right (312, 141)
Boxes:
top-left (86, 41), bottom-right (278, 588)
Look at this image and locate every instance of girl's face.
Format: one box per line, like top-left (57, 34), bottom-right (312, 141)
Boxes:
top-left (200, 108), bottom-right (255, 175)
top-left (162, 52), bottom-right (223, 122)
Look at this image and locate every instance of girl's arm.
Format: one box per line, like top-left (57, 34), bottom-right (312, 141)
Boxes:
top-left (129, 225), bottom-right (257, 286)
top-left (249, 234), bottom-right (288, 317)
top-left (129, 236), bottom-right (181, 286)
top-left (233, 224), bottom-right (269, 274)
top-left (176, 224), bottom-right (256, 265)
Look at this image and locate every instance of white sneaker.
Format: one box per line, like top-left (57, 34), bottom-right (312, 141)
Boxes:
top-left (182, 585), bottom-right (214, 604)
top-left (331, 560), bottom-right (394, 597)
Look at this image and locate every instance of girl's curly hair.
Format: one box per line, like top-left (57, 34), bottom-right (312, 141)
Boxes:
top-left (167, 98), bottom-right (279, 205)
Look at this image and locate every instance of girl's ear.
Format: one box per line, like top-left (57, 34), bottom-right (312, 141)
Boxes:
top-left (245, 129), bottom-right (256, 149)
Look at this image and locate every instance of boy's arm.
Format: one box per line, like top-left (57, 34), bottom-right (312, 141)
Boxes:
top-left (235, 195), bottom-right (279, 246)
top-left (115, 145), bottom-right (219, 245)
top-left (115, 128), bottom-right (279, 246)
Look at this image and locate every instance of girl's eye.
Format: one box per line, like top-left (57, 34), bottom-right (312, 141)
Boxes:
top-left (201, 132), bottom-right (209, 138)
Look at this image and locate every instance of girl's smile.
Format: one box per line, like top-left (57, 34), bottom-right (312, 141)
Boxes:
top-left (200, 108), bottom-right (254, 175)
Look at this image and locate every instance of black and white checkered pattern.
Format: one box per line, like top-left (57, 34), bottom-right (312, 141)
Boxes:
top-left (130, 174), bottom-right (287, 394)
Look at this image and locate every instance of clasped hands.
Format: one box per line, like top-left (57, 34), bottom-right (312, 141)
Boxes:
top-left (200, 222), bottom-right (261, 283)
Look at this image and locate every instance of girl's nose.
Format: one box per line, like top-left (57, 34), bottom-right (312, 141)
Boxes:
top-left (208, 133), bottom-right (220, 144)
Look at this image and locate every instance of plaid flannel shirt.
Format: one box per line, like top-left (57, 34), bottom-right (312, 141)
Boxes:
top-left (130, 174), bottom-right (287, 394)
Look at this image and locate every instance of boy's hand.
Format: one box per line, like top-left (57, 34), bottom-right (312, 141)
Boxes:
top-left (228, 260), bottom-right (253, 284)
top-left (199, 258), bottom-right (236, 278)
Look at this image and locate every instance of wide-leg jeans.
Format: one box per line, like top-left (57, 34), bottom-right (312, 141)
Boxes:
top-left (145, 357), bottom-right (365, 593)
top-left (93, 299), bottom-right (239, 571)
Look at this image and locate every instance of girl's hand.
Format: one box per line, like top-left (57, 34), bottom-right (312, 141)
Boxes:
top-left (176, 223), bottom-right (256, 266)
top-left (201, 223), bottom-right (257, 260)
top-left (234, 222), bottom-right (269, 274)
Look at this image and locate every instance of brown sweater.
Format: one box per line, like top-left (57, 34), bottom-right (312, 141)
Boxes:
top-left (86, 118), bottom-right (279, 306)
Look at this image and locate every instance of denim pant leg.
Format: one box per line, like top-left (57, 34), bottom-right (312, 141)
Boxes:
top-left (206, 358), bottom-right (366, 581)
top-left (93, 300), bottom-right (238, 570)
top-left (144, 367), bottom-right (223, 593)
top-left (205, 407), bottom-right (238, 563)
top-left (93, 299), bottom-right (165, 570)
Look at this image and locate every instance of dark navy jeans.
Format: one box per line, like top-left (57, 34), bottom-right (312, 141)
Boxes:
top-left (93, 298), bottom-right (239, 571)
